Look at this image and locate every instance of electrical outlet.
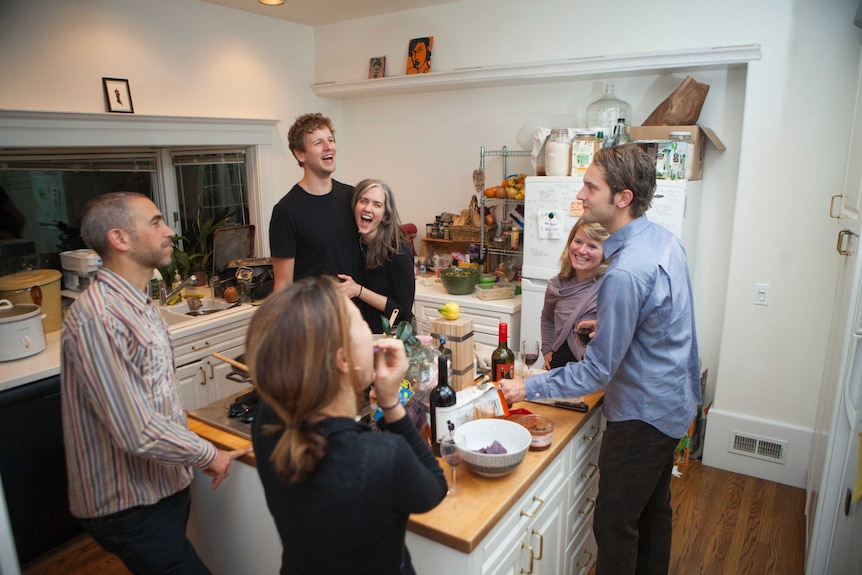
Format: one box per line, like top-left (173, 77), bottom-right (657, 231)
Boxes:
top-left (754, 283), bottom-right (769, 306)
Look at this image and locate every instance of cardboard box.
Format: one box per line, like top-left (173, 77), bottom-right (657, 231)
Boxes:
top-left (629, 125), bottom-right (724, 181)
top-left (430, 316), bottom-right (475, 391)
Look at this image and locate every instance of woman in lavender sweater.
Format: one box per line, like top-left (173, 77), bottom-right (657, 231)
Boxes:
top-left (541, 218), bottom-right (610, 369)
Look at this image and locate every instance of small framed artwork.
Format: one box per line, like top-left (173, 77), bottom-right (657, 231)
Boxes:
top-left (406, 37), bottom-right (433, 75)
top-left (369, 56), bottom-right (386, 79)
top-left (102, 77), bottom-right (134, 113)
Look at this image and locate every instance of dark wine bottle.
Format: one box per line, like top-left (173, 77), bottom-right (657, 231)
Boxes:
top-left (429, 354), bottom-right (457, 457)
top-left (491, 322), bottom-right (515, 381)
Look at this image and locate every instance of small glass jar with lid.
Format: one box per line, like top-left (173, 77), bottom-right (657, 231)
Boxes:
top-left (544, 129), bottom-right (572, 177)
top-left (668, 131), bottom-right (694, 180)
top-left (572, 130), bottom-right (598, 173)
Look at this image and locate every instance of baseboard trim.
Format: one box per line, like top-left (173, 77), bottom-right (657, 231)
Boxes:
top-left (701, 407), bottom-right (812, 489)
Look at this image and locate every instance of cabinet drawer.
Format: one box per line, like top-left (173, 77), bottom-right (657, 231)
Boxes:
top-left (172, 319), bottom-right (250, 367)
top-left (566, 470), bottom-right (599, 549)
top-left (570, 410), bottom-right (603, 461)
top-left (565, 509), bottom-right (598, 575)
top-left (478, 454), bottom-right (566, 571)
top-left (568, 437), bottom-right (601, 510)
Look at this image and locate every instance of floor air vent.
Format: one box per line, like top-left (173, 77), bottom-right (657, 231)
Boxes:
top-left (728, 431), bottom-right (786, 464)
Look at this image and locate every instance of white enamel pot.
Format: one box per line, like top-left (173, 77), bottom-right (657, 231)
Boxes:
top-left (0, 299), bottom-right (47, 362)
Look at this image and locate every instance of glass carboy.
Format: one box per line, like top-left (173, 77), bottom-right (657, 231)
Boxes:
top-left (586, 83), bottom-right (632, 141)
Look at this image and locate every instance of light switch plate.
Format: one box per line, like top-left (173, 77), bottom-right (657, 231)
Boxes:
top-left (754, 283), bottom-right (769, 306)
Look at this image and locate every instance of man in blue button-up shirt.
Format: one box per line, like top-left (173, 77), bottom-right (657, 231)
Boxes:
top-left (501, 144), bottom-right (700, 575)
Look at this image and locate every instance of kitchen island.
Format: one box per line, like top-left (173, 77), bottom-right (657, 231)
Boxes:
top-left (187, 391), bottom-right (603, 574)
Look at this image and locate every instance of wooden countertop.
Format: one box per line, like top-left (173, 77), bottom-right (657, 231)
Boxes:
top-left (188, 391), bottom-right (603, 554)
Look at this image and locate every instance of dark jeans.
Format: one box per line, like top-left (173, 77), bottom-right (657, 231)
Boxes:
top-left (594, 420), bottom-right (679, 575)
top-left (79, 487), bottom-right (211, 575)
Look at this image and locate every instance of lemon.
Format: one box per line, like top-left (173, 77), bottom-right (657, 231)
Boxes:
top-left (437, 302), bottom-right (461, 320)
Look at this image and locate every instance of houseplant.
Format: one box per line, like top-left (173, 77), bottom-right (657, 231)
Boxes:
top-left (161, 212), bottom-right (232, 284)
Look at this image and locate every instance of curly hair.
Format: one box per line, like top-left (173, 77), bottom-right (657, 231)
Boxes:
top-left (287, 113), bottom-right (335, 167)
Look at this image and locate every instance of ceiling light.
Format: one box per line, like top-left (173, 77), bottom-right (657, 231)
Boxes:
top-left (259, 0), bottom-right (284, 5)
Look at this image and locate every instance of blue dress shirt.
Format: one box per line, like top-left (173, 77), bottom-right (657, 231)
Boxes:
top-left (524, 216), bottom-right (701, 439)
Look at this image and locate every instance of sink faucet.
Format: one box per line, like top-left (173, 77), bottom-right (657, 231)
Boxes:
top-left (158, 274), bottom-right (198, 306)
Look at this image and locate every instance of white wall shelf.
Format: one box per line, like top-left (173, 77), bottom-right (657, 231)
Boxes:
top-left (312, 45), bottom-right (761, 99)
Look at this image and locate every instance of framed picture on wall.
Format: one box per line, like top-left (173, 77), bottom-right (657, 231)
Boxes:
top-left (102, 78), bottom-right (134, 113)
top-left (406, 37), bottom-right (433, 75)
top-left (369, 56), bottom-right (386, 79)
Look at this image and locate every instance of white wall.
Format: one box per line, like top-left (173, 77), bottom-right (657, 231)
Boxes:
top-left (312, 0), bottom-right (862, 485)
top-left (0, 0), bottom-right (342, 230)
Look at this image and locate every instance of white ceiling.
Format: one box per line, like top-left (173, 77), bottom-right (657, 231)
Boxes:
top-left (198, 0), bottom-right (459, 26)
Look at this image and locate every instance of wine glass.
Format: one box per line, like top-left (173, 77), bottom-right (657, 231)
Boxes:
top-left (520, 340), bottom-right (540, 376)
top-left (440, 431), bottom-right (464, 495)
top-left (576, 324), bottom-right (595, 348)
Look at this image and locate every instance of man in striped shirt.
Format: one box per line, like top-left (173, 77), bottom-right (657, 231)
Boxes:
top-left (61, 192), bottom-right (251, 574)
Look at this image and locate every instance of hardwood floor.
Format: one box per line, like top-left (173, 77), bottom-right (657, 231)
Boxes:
top-left (22, 461), bottom-right (805, 575)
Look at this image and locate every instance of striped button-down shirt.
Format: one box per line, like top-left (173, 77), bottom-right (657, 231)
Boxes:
top-left (61, 268), bottom-right (217, 518)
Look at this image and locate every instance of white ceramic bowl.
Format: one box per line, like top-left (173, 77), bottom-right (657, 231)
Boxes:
top-left (456, 418), bottom-right (531, 478)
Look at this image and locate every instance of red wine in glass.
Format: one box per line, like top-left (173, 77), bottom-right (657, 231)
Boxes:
top-left (524, 353), bottom-right (539, 367)
top-left (577, 325), bottom-right (593, 347)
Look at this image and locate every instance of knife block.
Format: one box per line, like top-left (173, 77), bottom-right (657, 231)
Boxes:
top-left (430, 317), bottom-right (474, 391)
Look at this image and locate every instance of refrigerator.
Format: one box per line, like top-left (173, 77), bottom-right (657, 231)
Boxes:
top-left (520, 176), bottom-right (701, 346)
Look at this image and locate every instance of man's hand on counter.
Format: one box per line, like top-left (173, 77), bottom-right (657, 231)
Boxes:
top-left (203, 447), bottom-right (254, 489)
top-left (499, 377), bottom-right (526, 404)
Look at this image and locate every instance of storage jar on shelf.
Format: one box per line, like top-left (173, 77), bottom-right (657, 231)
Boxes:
top-left (544, 129), bottom-right (572, 177)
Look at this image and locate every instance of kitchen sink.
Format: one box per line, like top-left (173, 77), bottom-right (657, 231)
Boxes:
top-left (167, 299), bottom-right (239, 315)
top-left (158, 299), bottom-right (243, 326)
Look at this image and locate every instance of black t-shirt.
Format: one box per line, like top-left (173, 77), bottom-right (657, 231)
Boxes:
top-left (359, 241), bottom-right (415, 333)
top-left (269, 181), bottom-right (361, 281)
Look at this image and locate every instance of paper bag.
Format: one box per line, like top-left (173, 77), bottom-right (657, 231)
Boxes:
top-left (642, 76), bottom-right (710, 126)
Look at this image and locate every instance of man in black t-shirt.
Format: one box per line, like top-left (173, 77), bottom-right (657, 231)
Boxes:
top-left (269, 113), bottom-right (360, 291)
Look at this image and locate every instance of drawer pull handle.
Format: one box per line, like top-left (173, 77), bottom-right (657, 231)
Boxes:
top-left (576, 549), bottom-right (594, 568)
top-left (580, 497), bottom-right (596, 516)
top-left (584, 425), bottom-right (600, 442)
top-left (530, 529), bottom-right (544, 560)
top-left (192, 342), bottom-right (212, 351)
top-left (208, 361), bottom-right (215, 379)
top-left (581, 463), bottom-right (598, 480)
top-left (829, 194), bottom-right (842, 218)
top-left (198, 366), bottom-right (206, 385)
top-left (520, 543), bottom-right (534, 574)
top-left (520, 496), bottom-right (544, 518)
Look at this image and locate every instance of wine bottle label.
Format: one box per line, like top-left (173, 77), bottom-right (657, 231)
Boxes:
top-left (494, 363), bottom-right (514, 381)
top-left (433, 404), bottom-right (458, 444)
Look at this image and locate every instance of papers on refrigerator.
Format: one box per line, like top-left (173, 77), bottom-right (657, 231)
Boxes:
top-left (537, 211), bottom-right (563, 239)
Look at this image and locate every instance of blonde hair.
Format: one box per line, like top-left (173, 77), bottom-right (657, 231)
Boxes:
top-left (559, 218), bottom-right (610, 281)
top-left (246, 276), bottom-right (354, 483)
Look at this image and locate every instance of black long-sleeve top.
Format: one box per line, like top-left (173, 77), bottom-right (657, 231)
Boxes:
top-left (359, 241), bottom-right (415, 333)
top-left (253, 401), bottom-right (447, 575)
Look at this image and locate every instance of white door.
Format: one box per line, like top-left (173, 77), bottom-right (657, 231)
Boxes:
top-left (806, 40), bottom-right (862, 574)
top-left (831, 43), bottom-right (862, 233)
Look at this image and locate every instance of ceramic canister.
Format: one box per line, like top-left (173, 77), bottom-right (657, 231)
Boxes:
top-left (0, 269), bottom-right (63, 333)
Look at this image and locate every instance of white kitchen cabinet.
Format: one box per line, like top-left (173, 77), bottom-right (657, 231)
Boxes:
top-left (407, 453), bottom-right (568, 575)
top-left (414, 279), bottom-right (521, 347)
top-left (171, 312), bottom-right (252, 411)
top-left (564, 410), bottom-right (603, 575)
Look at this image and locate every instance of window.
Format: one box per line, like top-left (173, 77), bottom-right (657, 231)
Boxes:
top-left (0, 147), bottom-right (250, 278)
